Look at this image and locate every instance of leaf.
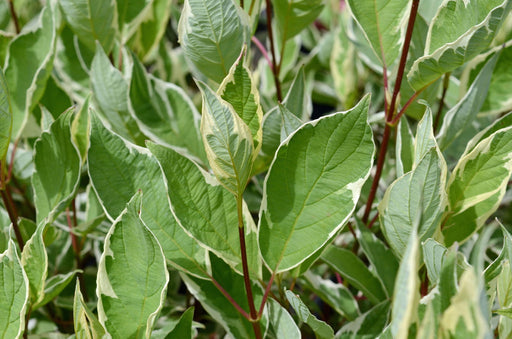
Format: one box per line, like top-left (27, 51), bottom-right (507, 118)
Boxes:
top-left (414, 109), bottom-right (438, 166)
top-left (71, 97), bottom-right (91, 163)
top-left (73, 280), bottom-right (107, 339)
top-left (346, 0), bottom-right (410, 65)
top-left (497, 260), bottom-right (512, 337)
top-left (355, 220), bottom-right (399, 298)
top-left (180, 254), bottom-right (266, 339)
top-left (437, 52), bottom-right (499, 155)
top-left (438, 246), bottom-right (458, 313)
top-left (273, 0), bottom-right (324, 42)
top-left (390, 227), bottom-right (420, 339)
top-left (322, 246), bottom-right (386, 304)
top-left (336, 300), bottom-right (391, 338)
top-left (148, 142), bottom-right (261, 279)
top-left (198, 81), bottom-right (255, 196)
top-left (422, 238), bottom-right (447, 284)
top-left (160, 307), bottom-right (194, 339)
top-left (32, 109), bottom-right (81, 223)
top-left (0, 240), bottom-right (29, 339)
top-left (59, 0), bottom-right (117, 53)
top-left (0, 68), bottom-right (11, 164)
top-left (88, 113), bottom-right (209, 279)
top-left (379, 148), bottom-right (446, 257)
top-left (396, 118), bottom-right (414, 184)
top-left (218, 50), bottom-right (263, 153)
top-left (303, 271), bottom-right (359, 320)
top-left (97, 192), bottom-right (169, 338)
top-left (36, 270), bottom-right (78, 309)
top-left (116, 0), bottom-right (152, 37)
top-left (178, 0), bottom-right (249, 83)
top-left (4, 1), bottom-right (56, 138)
top-left (407, 0), bottom-right (512, 90)
top-left (286, 290), bottom-right (334, 339)
top-left (283, 66), bottom-right (311, 120)
top-left (439, 268), bottom-right (490, 338)
top-left (259, 95), bottom-right (375, 272)
top-left (267, 298), bottom-right (300, 339)
top-left (21, 222), bottom-right (47, 305)
top-left (485, 226), bottom-right (512, 283)
top-left (278, 103), bottom-right (303, 142)
top-left (479, 44), bottom-right (512, 115)
top-left (90, 42), bottom-right (144, 145)
top-left (443, 126), bottom-right (512, 245)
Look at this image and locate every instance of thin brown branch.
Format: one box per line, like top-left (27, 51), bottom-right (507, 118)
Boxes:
top-left (433, 73), bottom-right (451, 133)
top-left (7, 0), bottom-right (20, 34)
top-left (265, 0), bottom-right (283, 102)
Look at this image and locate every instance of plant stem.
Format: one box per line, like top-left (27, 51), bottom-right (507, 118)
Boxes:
top-left (248, 0), bottom-right (256, 16)
top-left (362, 0), bottom-right (420, 224)
top-left (7, 0), bottom-right (20, 34)
top-left (240, 0), bottom-right (244, 9)
top-left (236, 196), bottom-right (262, 339)
top-left (265, 0), bottom-right (283, 102)
top-left (208, 273), bottom-right (251, 320)
top-left (257, 270), bottom-right (276, 317)
top-left (1, 186), bottom-right (24, 250)
top-left (433, 72), bottom-right (451, 133)
top-left (251, 36), bottom-right (273, 71)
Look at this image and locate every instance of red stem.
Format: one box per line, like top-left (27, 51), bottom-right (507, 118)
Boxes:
top-left (7, 0), bottom-right (20, 34)
top-left (264, 0), bottom-right (283, 102)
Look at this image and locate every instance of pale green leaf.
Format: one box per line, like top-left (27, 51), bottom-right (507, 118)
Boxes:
top-left (396, 118), bottom-right (414, 178)
top-left (273, 0), bottom-right (324, 42)
top-left (278, 103), bottom-right (302, 142)
top-left (5, 1), bottom-right (56, 138)
top-left (151, 307), bottom-right (195, 339)
top-left (90, 43), bottom-right (144, 145)
top-left (283, 66), bottom-right (311, 120)
top-left (198, 81), bottom-right (254, 196)
top-left (59, 0), bottom-right (117, 53)
top-left (498, 260), bottom-right (512, 338)
top-left (346, 0), bottom-right (410, 65)
top-left (32, 109), bottom-right (81, 223)
top-left (286, 290), bottom-right (334, 339)
top-left (322, 246), bottom-right (386, 304)
top-left (148, 142), bottom-right (261, 279)
top-left (422, 238), bottom-right (447, 284)
top-left (437, 52), bottom-right (499, 155)
top-left (36, 270), bottom-right (78, 309)
top-left (390, 227), bottom-right (420, 339)
top-left (71, 97), bottom-right (91, 163)
top-left (336, 300), bottom-right (390, 338)
top-left (267, 298), bottom-right (300, 339)
top-left (97, 192), bottom-right (169, 338)
top-left (408, 0), bottom-right (512, 90)
top-left (0, 68), bottom-right (11, 164)
top-left (259, 95), bottom-right (374, 272)
top-left (74, 280), bottom-right (107, 339)
top-left (21, 222), bottom-right (47, 305)
top-left (485, 226), bottom-right (512, 283)
top-left (414, 109), bottom-right (438, 166)
top-left (0, 240), bottom-right (29, 339)
top-left (178, 0), bottom-right (249, 83)
top-left (438, 246), bottom-right (458, 313)
top-left (443, 126), bottom-right (512, 245)
top-left (480, 44), bottom-right (512, 115)
top-left (218, 50), bottom-right (263, 153)
top-left (88, 113), bottom-right (208, 279)
top-left (379, 148), bottom-right (446, 258)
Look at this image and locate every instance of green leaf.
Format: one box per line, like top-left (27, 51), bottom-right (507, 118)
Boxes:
top-left (97, 192), bottom-right (169, 338)
top-left (390, 227), bottom-right (420, 339)
top-left (479, 44), bottom-right (512, 115)
top-left (283, 66), bottom-right (311, 120)
top-left (73, 280), bottom-right (107, 339)
top-left (303, 271), bottom-right (359, 320)
top-left (438, 246), bottom-right (458, 313)
top-left (5, 1), bottom-right (56, 138)
top-left (59, 0), bottom-right (117, 53)
top-left (273, 0), bottom-right (324, 42)
top-left (180, 254), bottom-right (265, 339)
top-left (198, 81), bottom-right (255, 196)
top-left (88, 113), bottom-right (209, 279)
top-left (90, 43), bottom-right (144, 145)
top-left (0, 68), bottom-right (11, 164)
top-left (0, 240), bottom-right (29, 339)
top-left (355, 220), bottom-right (399, 298)
top-left (71, 97), bottom-right (91, 163)
top-left (286, 290), bottom-right (334, 339)
top-left (21, 222), bottom-right (47, 305)
top-left (159, 307), bottom-right (194, 339)
top-left (485, 226), bottom-right (512, 283)
top-left (407, 0), bottom-right (512, 90)
top-left (422, 238), bottom-right (447, 284)
top-left (322, 246), bottom-right (386, 304)
top-left (218, 50), bottom-right (263, 153)
top-left (259, 95), bottom-right (375, 272)
top-left (336, 300), bottom-right (390, 338)
top-left (178, 0), bottom-right (249, 83)
top-left (497, 260), bottom-right (512, 337)
top-left (278, 103), bottom-right (303, 142)
top-left (379, 148), bottom-right (446, 258)
top-left (116, 0), bottom-right (152, 37)
top-left (346, 0), bottom-right (410, 65)
top-left (443, 126), bottom-right (512, 245)
top-left (396, 118), bottom-right (414, 183)
top-left (439, 268), bottom-right (490, 338)
top-left (32, 109), bottom-right (81, 223)
top-left (267, 298), bottom-right (300, 339)
top-left (36, 270), bottom-right (78, 309)
top-left (148, 142), bottom-right (261, 279)
top-left (437, 52), bottom-right (499, 155)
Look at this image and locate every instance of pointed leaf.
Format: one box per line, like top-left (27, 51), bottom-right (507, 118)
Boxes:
top-left (60, 0), bottom-right (117, 53)
top-left (0, 240), bottom-right (29, 339)
top-left (178, 0), bottom-right (249, 83)
top-left (259, 96), bottom-right (375, 272)
top-left (396, 118), bottom-right (414, 177)
top-left (283, 66), bottom-right (311, 120)
top-left (88, 113), bottom-right (208, 279)
top-left (485, 226), bottom-right (512, 283)
top-left (74, 280), bottom-right (107, 339)
top-left (116, 0), bottom-right (152, 37)
top-left (97, 193), bottom-right (169, 338)
top-left (443, 126), bottom-right (512, 245)
top-left (32, 109), bottom-right (81, 223)
top-left (37, 270), bottom-right (78, 309)
top-left (408, 0), bottom-right (512, 90)
top-left (267, 298), bottom-right (300, 339)
top-left (422, 238), bottom-right (447, 284)
top-left (21, 222), bottom-right (47, 305)
top-left (0, 68), bottom-right (11, 164)
top-left (337, 300), bottom-right (390, 338)
top-left (198, 81), bottom-right (254, 196)
top-left (286, 290), bottom-right (334, 339)
top-left (278, 103), bottom-right (303, 142)
top-left (273, 0), bottom-right (324, 42)
top-left (346, 0), bottom-right (411, 65)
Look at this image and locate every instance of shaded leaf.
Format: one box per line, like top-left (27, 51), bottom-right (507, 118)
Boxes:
top-left (286, 290), bottom-right (334, 339)
top-left (273, 0), bottom-right (324, 42)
